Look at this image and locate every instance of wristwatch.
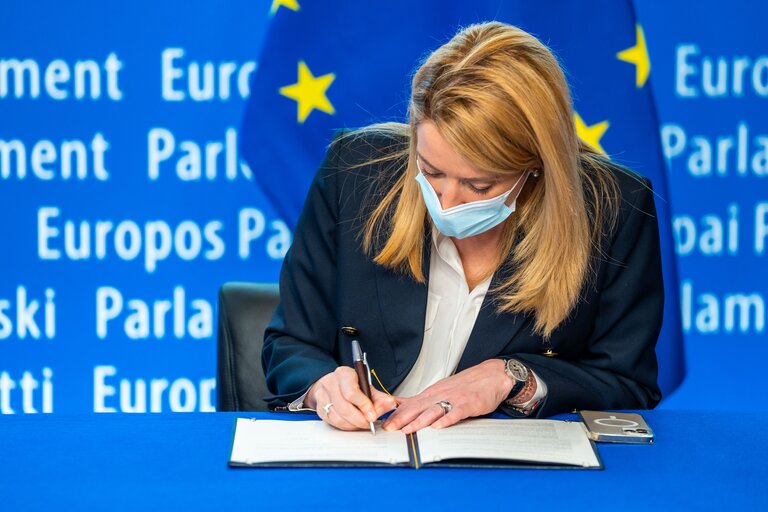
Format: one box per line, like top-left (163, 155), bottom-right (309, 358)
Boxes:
top-left (502, 358), bottom-right (529, 401)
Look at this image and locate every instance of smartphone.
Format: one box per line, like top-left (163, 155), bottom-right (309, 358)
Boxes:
top-left (578, 410), bottom-right (655, 444)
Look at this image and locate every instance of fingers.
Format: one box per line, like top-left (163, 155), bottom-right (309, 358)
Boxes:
top-left (314, 389), bottom-right (359, 431)
top-left (315, 367), bottom-right (374, 430)
top-left (382, 360), bottom-right (511, 432)
top-left (382, 392), bottom-right (469, 433)
top-left (338, 370), bottom-right (377, 424)
top-left (431, 408), bottom-right (462, 429)
top-left (381, 397), bottom-right (423, 432)
top-left (371, 389), bottom-right (399, 417)
top-left (399, 403), bottom-right (447, 435)
top-left (311, 368), bottom-right (425, 432)
top-left (391, 401), bottom-right (462, 434)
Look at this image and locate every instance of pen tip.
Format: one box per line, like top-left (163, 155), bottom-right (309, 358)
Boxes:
top-left (370, 423), bottom-right (376, 435)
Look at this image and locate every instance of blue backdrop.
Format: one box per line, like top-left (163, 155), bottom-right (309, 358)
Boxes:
top-left (636, 0), bottom-right (768, 409)
top-left (1, 0), bottom-right (765, 414)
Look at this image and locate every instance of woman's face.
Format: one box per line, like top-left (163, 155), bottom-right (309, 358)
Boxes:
top-left (415, 120), bottom-right (524, 209)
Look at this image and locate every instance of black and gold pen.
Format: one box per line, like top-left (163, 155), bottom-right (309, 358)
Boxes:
top-left (351, 339), bottom-right (376, 435)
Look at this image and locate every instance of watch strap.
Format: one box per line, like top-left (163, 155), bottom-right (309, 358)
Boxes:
top-left (507, 378), bottom-right (526, 400)
top-left (506, 369), bottom-right (536, 406)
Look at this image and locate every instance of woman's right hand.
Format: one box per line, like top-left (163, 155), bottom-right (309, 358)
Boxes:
top-left (305, 367), bottom-right (398, 431)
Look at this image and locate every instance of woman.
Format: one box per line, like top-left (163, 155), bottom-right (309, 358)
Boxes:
top-left (262, 21), bottom-right (662, 433)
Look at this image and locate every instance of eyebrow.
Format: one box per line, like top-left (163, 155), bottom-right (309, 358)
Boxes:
top-left (416, 152), bottom-right (497, 184)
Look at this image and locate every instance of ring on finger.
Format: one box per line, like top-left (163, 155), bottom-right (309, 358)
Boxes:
top-left (322, 402), bottom-right (333, 416)
top-left (436, 401), bottom-right (452, 415)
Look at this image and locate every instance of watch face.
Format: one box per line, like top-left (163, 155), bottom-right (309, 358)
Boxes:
top-left (506, 359), bottom-right (528, 381)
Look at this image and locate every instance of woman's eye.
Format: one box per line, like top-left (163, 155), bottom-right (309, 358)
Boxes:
top-left (468, 183), bottom-right (493, 194)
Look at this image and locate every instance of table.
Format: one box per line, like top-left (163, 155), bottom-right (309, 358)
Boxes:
top-left (1, 410), bottom-right (765, 511)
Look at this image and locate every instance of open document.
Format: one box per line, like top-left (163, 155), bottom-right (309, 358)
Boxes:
top-left (229, 417), bottom-right (601, 469)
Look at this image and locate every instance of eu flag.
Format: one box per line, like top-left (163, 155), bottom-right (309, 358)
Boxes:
top-left (241, 0), bottom-right (685, 398)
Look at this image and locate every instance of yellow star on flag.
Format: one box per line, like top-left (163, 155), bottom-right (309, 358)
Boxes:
top-left (270, 0), bottom-right (300, 15)
top-left (574, 112), bottom-right (609, 154)
top-left (617, 24), bottom-right (651, 88)
top-left (279, 61), bottom-right (336, 124)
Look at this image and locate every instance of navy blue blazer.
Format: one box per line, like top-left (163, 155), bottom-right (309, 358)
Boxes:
top-left (262, 131), bottom-right (662, 417)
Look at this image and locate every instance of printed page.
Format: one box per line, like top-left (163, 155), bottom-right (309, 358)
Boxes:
top-left (230, 418), bottom-right (410, 465)
top-left (417, 418), bottom-right (600, 467)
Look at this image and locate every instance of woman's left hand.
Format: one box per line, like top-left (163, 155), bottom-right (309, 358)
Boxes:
top-left (381, 359), bottom-right (512, 434)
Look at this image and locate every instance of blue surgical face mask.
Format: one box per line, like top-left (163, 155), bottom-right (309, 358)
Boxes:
top-left (415, 163), bottom-right (529, 239)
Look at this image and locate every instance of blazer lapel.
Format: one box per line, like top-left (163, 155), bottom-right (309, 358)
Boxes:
top-left (374, 232), bottom-right (431, 385)
top-left (455, 273), bottom-right (532, 372)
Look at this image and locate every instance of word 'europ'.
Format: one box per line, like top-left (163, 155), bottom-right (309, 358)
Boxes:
top-left (675, 44), bottom-right (768, 99)
top-left (94, 365), bottom-right (216, 413)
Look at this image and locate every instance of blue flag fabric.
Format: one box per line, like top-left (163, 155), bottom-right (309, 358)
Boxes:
top-left (241, 0), bottom-right (685, 398)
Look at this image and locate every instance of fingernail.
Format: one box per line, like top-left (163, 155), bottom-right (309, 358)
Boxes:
top-left (367, 412), bottom-right (375, 421)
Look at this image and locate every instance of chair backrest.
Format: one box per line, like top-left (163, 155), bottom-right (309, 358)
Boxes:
top-left (216, 282), bottom-right (280, 412)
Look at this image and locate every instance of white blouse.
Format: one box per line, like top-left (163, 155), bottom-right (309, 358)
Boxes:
top-left (394, 231), bottom-right (493, 396)
top-left (394, 231), bottom-right (546, 414)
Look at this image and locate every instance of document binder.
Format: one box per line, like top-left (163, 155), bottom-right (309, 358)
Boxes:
top-left (228, 417), bottom-right (603, 469)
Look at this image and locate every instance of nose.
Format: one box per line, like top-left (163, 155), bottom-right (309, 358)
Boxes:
top-left (437, 181), bottom-right (463, 210)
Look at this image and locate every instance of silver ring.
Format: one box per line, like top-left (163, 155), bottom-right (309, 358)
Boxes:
top-left (436, 401), bottom-right (452, 415)
top-left (322, 402), bottom-right (333, 416)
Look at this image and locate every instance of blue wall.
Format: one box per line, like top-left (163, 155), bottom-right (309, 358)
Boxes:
top-left (636, 0), bottom-right (768, 410)
top-left (1, 1), bottom-right (278, 413)
top-left (1, 0), bottom-right (765, 413)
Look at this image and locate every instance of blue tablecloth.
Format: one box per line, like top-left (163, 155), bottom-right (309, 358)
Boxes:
top-left (1, 410), bottom-right (765, 511)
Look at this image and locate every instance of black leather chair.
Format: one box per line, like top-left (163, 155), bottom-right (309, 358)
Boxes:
top-left (216, 282), bottom-right (280, 412)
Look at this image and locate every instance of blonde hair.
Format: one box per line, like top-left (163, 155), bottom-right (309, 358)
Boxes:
top-left (352, 21), bottom-right (619, 338)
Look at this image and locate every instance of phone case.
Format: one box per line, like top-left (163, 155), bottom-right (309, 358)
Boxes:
top-left (578, 411), bottom-right (655, 444)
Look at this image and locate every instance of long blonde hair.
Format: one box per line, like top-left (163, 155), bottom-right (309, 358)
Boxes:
top-left (354, 21), bottom-right (618, 338)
